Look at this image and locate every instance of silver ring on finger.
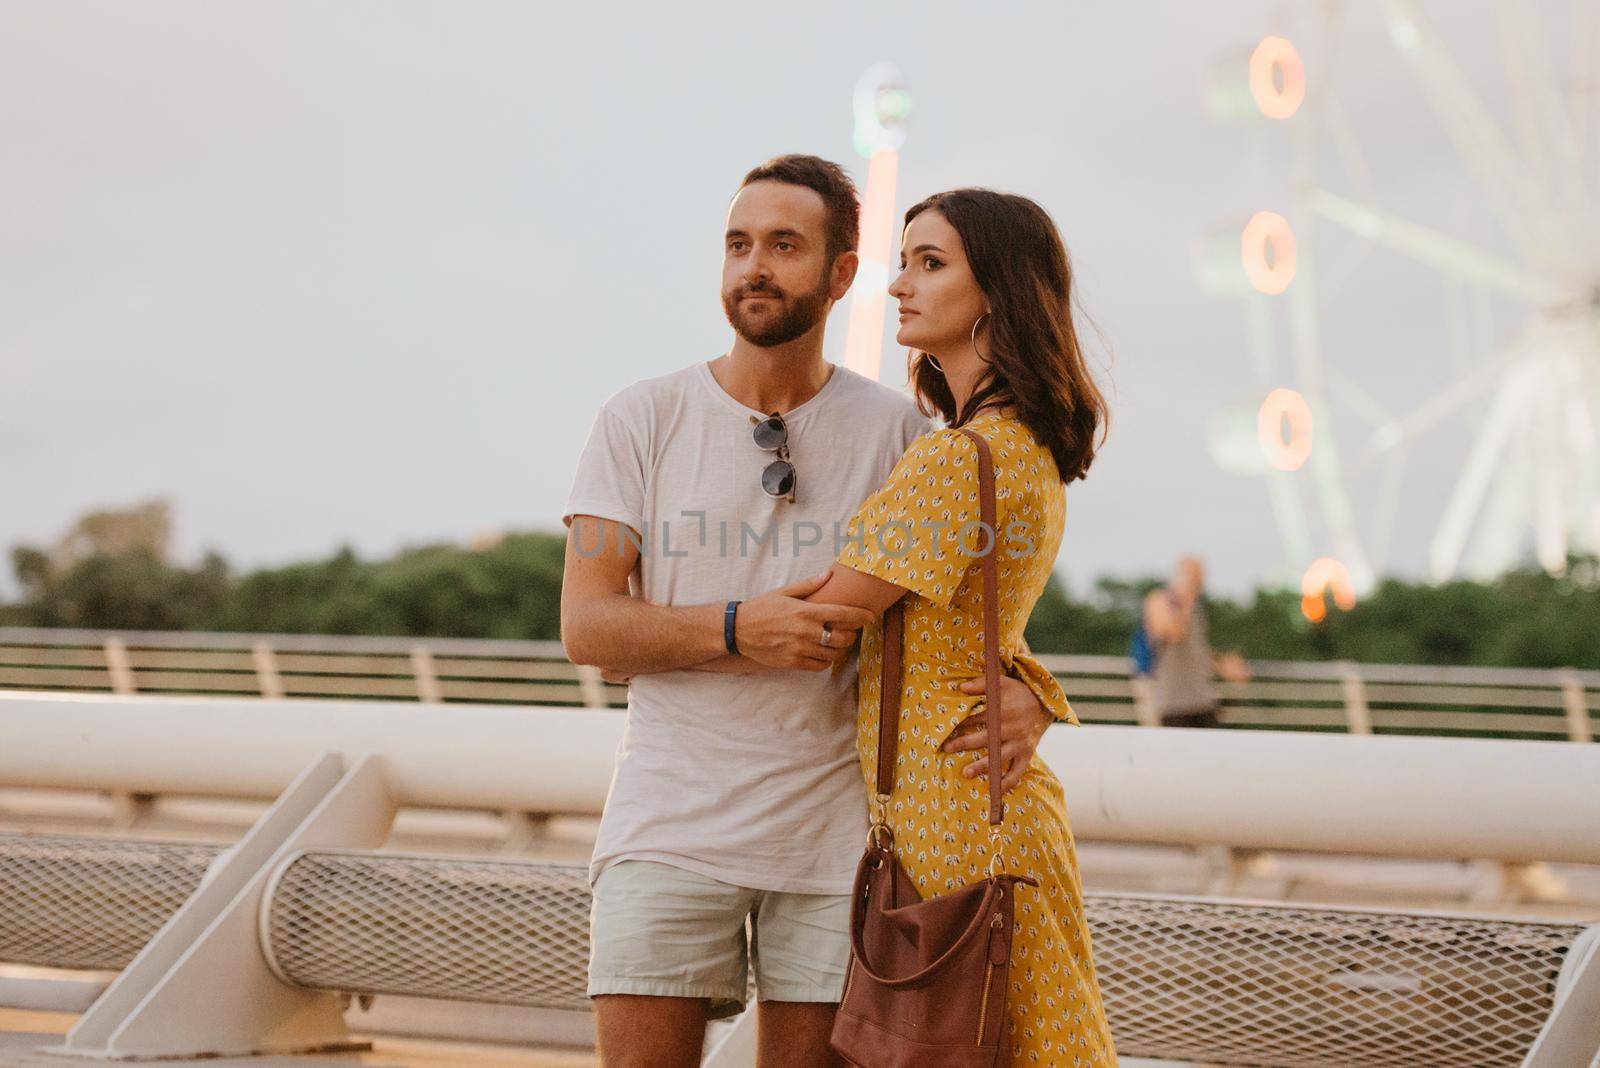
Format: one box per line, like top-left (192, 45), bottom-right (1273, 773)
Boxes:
top-left (819, 622), bottom-right (833, 647)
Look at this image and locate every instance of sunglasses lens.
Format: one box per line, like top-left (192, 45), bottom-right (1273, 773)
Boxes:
top-left (752, 416), bottom-right (787, 451)
top-left (762, 459), bottom-right (796, 498)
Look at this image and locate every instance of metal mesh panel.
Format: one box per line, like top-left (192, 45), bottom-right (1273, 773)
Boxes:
top-left (5, 835), bottom-right (1585, 1065)
top-left (1086, 893), bottom-right (1584, 1067)
top-left (0, 832), bottom-right (221, 969)
top-left (263, 855), bottom-right (1590, 1066)
top-left (266, 852), bottom-right (592, 1010)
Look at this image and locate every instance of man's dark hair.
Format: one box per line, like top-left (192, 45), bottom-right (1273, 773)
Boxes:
top-left (739, 155), bottom-right (861, 265)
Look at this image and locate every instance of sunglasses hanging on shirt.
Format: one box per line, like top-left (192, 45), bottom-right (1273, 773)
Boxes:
top-left (751, 411), bottom-right (797, 503)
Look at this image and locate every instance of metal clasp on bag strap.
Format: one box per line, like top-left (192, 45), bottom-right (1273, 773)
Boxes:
top-left (869, 792), bottom-right (894, 853)
top-left (987, 824), bottom-right (1004, 879)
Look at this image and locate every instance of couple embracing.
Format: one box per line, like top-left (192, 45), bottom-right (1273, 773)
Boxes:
top-left (561, 154), bottom-right (1117, 1067)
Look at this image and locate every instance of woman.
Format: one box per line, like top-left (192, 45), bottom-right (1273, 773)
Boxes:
top-left (803, 188), bottom-right (1118, 1064)
top-left (667, 187), bottom-right (1117, 1062)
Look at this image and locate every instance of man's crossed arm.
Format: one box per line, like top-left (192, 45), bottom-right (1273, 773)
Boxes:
top-left (559, 516), bottom-right (875, 674)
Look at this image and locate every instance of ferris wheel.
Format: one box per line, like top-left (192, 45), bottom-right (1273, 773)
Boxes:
top-left (1200, 1), bottom-right (1600, 615)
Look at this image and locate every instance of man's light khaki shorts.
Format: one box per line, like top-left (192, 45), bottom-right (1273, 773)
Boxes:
top-left (588, 859), bottom-right (851, 1019)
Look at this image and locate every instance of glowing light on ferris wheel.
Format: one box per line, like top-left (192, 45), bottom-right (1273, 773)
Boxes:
top-left (1258, 388), bottom-right (1314, 471)
top-left (1249, 36), bottom-right (1305, 120)
top-left (1240, 211), bottom-right (1297, 295)
top-left (842, 63), bottom-right (911, 383)
top-left (1301, 556), bottom-right (1358, 623)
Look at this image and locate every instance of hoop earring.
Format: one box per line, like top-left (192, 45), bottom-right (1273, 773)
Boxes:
top-left (970, 313), bottom-right (992, 364)
top-left (921, 352), bottom-right (944, 374)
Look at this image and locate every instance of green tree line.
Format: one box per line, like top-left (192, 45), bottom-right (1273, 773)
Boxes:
top-left (4, 535), bottom-right (1598, 669)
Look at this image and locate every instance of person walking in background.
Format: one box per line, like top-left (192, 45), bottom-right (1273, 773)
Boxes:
top-left (1141, 555), bottom-right (1251, 728)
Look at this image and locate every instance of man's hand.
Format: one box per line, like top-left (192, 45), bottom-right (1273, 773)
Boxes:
top-left (942, 674), bottom-right (1054, 793)
top-left (1217, 651), bottom-right (1252, 683)
top-left (736, 572), bottom-right (876, 672)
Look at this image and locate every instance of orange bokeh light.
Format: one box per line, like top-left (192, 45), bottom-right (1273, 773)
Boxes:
top-left (1300, 595), bottom-right (1327, 624)
top-left (1241, 211), bottom-right (1296, 295)
top-left (1301, 557), bottom-right (1357, 623)
top-left (1250, 36), bottom-right (1305, 120)
top-left (1258, 388), bottom-right (1313, 471)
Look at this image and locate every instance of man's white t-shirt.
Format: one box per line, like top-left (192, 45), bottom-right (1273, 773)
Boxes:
top-left (563, 360), bottom-right (933, 895)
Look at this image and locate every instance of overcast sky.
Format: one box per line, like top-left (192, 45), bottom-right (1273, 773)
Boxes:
top-left (3, 1), bottom-right (1591, 599)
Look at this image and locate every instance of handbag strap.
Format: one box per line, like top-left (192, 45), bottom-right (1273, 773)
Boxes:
top-left (877, 426), bottom-right (1005, 828)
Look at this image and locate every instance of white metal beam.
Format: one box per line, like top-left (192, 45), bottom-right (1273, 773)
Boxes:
top-left (0, 691), bottom-right (623, 811)
top-left (44, 751), bottom-right (395, 1060)
top-left (5, 693), bottom-right (1600, 866)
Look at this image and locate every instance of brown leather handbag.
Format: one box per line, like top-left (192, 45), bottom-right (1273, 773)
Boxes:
top-left (831, 427), bottom-right (1037, 1068)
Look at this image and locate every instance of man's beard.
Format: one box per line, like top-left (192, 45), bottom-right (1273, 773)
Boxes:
top-left (721, 271), bottom-right (832, 348)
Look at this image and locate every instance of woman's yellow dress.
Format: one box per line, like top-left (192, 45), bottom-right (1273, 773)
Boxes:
top-left (837, 410), bottom-right (1118, 1066)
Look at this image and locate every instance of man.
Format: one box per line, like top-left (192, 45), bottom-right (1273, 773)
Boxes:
top-left (560, 155), bottom-right (1067, 1068)
top-left (1141, 554), bottom-right (1251, 728)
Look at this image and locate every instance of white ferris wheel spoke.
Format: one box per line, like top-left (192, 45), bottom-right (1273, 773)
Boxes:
top-left (1496, 0), bottom-right (1585, 205)
top-left (1353, 341), bottom-right (1527, 469)
top-left (1322, 365), bottom-right (1394, 429)
top-left (1310, 92), bottom-right (1382, 307)
top-left (1384, 0), bottom-right (1546, 260)
top-left (1428, 360), bottom-right (1539, 581)
top-left (1498, 0), bottom-right (1549, 178)
top-left (1571, 0), bottom-right (1600, 185)
top-left (1322, 95), bottom-right (1375, 199)
top-left (1552, 343), bottom-right (1600, 564)
top-left (1533, 376), bottom-right (1571, 573)
top-left (1369, 443), bottom-right (1411, 578)
top-left (1468, 407), bottom-right (1539, 580)
top-left (1305, 187), bottom-right (1567, 306)
top-left (1266, 471), bottom-right (1314, 576)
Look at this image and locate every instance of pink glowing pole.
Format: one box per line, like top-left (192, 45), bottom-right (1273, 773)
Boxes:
top-left (842, 64), bottom-right (911, 383)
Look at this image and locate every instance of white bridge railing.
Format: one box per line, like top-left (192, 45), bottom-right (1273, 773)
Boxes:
top-left (2, 625), bottom-right (1597, 741)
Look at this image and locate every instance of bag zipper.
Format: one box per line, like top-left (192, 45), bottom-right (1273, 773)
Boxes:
top-left (976, 960), bottom-right (996, 1044)
top-left (977, 911), bottom-right (1005, 1044)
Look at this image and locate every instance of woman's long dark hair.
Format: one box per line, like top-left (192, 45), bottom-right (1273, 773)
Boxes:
top-left (904, 189), bottom-right (1108, 483)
